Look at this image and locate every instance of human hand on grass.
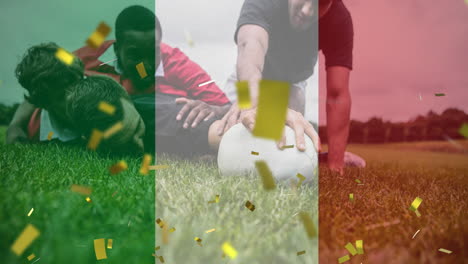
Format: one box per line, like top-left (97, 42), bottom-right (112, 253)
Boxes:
top-left (175, 98), bottom-right (217, 128)
top-left (6, 125), bottom-right (29, 144)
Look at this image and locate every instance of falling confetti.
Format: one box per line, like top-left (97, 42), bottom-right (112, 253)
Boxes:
top-left (198, 80), bottom-right (215, 87)
top-left (251, 151), bottom-right (259, 155)
top-left (208, 195), bottom-right (220, 204)
top-left (93, 238), bottom-right (107, 260)
top-left (169, 227), bottom-right (176, 233)
top-left (356, 240), bottom-right (364, 255)
top-left (27, 253), bottom-right (36, 261)
top-left (194, 237), bottom-right (203, 246)
top-left (27, 208), bottom-right (34, 217)
top-left (252, 80), bottom-right (290, 140)
top-left (345, 242), bottom-right (357, 256)
top-left (156, 218), bottom-right (165, 229)
top-left (349, 193), bottom-right (354, 202)
top-left (409, 197), bottom-right (423, 217)
top-left (419, 93), bottom-right (422, 101)
top-left (299, 212), bottom-right (317, 238)
top-left (139, 154), bottom-right (152, 175)
top-left (98, 101), bottom-right (116, 115)
top-left (458, 123), bottom-right (468, 138)
top-left (297, 173), bottom-right (306, 187)
top-left (205, 228), bottom-right (216, 233)
top-left (235, 81), bottom-right (252, 109)
top-left (245, 200), bottom-right (256, 211)
top-left (70, 184), bottom-right (92, 196)
top-left (86, 22), bottom-right (111, 48)
top-left (412, 229), bottom-right (421, 239)
top-left (355, 179), bottom-right (361, 184)
top-left (109, 160), bottom-right (128, 175)
top-left (85, 197), bottom-right (92, 203)
top-left (281, 145), bottom-right (295, 149)
top-left (158, 256), bottom-right (165, 263)
top-left (99, 58), bottom-right (117, 66)
top-left (297, 250), bottom-right (306, 256)
top-left (47, 131), bottom-right (54, 141)
top-left (55, 48), bottom-right (74, 65)
top-left (103, 122), bottom-right (123, 139)
top-left (438, 248), bottom-right (452, 254)
top-left (184, 29), bottom-right (194, 47)
top-left (338, 255), bottom-right (350, 263)
top-left (162, 223), bottom-right (169, 245)
top-left (136, 62), bottom-right (148, 79)
top-left (10, 224), bottom-right (40, 256)
top-left (255, 160), bottom-right (276, 190)
top-left (222, 242), bottom-right (238, 259)
top-left (107, 239), bottom-right (113, 249)
top-left (434, 93), bottom-right (445, 97)
top-left (87, 129), bottom-right (103, 150)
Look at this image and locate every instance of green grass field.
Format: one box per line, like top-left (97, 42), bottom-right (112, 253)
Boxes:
top-left (1, 124), bottom-right (467, 264)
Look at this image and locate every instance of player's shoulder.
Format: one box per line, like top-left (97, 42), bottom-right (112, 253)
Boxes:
top-left (321, 0), bottom-right (353, 27)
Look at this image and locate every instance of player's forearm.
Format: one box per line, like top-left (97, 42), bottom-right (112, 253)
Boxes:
top-left (9, 100), bottom-right (35, 129)
top-left (236, 40), bottom-right (265, 106)
top-left (326, 91), bottom-right (351, 167)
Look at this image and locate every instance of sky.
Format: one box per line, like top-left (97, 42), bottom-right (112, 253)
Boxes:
top-left (1, 0), bottom-right (467, 124)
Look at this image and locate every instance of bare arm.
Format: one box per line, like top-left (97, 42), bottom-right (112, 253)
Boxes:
top-left (236, 24), bottom-right (269, 106)
top-left (6, 100), bottom-right (35, 144)
top-left (326, 66), bottom-right (351, 173)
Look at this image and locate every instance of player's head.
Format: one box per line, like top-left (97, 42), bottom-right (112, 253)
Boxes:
top-left (319, 0), bottom-right (334, 18)
top-left (114, 5), bottom-right (156, 90)
top-left (15, 42), bottom-right (84, 124)
top-left (288, 0), bottom-right (316, 31)
top-left (66, 75), bottom-right (146, 154)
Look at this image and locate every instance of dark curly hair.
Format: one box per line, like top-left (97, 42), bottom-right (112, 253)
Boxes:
top-left (115, 5), bottom-right (157, 43)
top-left (15, 42), bottom-right (84, 108)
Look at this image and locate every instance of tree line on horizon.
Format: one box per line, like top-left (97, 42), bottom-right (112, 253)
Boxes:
top-left (319, 108), bottom-right (468, 144)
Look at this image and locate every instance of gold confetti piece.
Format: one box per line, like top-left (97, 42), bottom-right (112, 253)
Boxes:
top-left (194, 237), bottom-right (202, 246)
top-left (149, 165), bottom-right (170, 170)
top-left (412, 229), bottom-right (420, 239)
top-left (435, 93), bottom-right (445, 96)
top-left (99, 58), bottom-right (117, 66)
top-left (297, 250), bottom-right (306, 256)
top-left (236, 81), bottom-right (251, 109)
top-left (103, 122), bottom-right (123, 139)
top-left (349, 193), bottom-right (354, 202)
top-left (162, 223), bottom-right (169, 245)
top-left (345, 242), bottom-right (358, 256)
top-left (156, 218), bottom-right (165, 229)
top-left (11, 224), bottom-right (40, 256)
top-left (109, 160), bottom-right (128, 175)
top-left (85, 197), bottom-right (92, 203)
top-left (27, 208), bottom-right (34, 217)
top-left (98, 101), bottom-right (116, 115)
top-left (414, 209), bottom-right (421, 217)
top-left (338, 255), bottom-right (350, 263)
top-left (198, 80), bottom-right (215, 87)
top-left (93, 238), bottom-right (107, 260)
top-left (245, 200), bottom-right (256, 212)
top-left (87, 129), bottom-right (103, 150)
top-left (438, 248), bottom-right (452, 254)
top-left (169, 227), bottom-right (176, 233)
top-left (184, 29), bottom-right (194, 47)
top-left (356, 240), bottom-right (364, 255)
top-left (70, 184), bottom-right (92, 196)
top-left (158, 256), bottom-right (165, 263)
top-left (299, 212), bottom-right (317, 238)
top-left (86, 22), bottom-right (111, 48)
top-left (208, 195), bottom-right (220, 204)
top-left (47, 131), bottom-right (54, 141)
top-left (409, 197), bottom-right (422, 216)
top-left (55, 48), bottom-right (74, 65)
top-left (297, 173), bottom-right (306, 187)
top-left (136, 62), bottom-right (148, 79)
top-left (459, 123), bottom-right (468, 138)
top-left (281, 144), bottom-right (294, 149)
top-left (355, 179), bottom-right (361, 184)
top-left (205, 228), bottom-right (216, 233)
top-left (251, 151), bottom-right (259, 155)
top-left (27, 253), bottom-right (36, 261)
top-left (222, 242), bottom-right (238, 259)
top-left (107, 239), bottom-right (113, 249)
top-left (139, 154), bottom-right (152, 175)
top-left (253, 80), bottom-right (290, 140)
top-left (255, 160), bottom-right (276, 190)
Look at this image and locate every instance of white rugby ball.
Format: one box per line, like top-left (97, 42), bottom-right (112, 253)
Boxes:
top-left (217, 124), bottom-right (318, 183)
